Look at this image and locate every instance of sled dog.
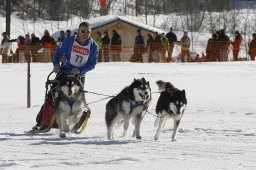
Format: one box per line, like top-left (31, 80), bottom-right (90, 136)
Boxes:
top-left (55, 75), bottom-right (88, 138)
top-left (105, 77), bottom-right (151, 140)
top-left (154, 80), bottom-right (187, 141)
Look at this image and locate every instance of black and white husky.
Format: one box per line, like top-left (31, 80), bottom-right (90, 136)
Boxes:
top-left (105, 77), bottom-right (151, 140)
top-left (55, 75), bottom-right (88, 138)
top-left (154, 80), bottom-right (187, 141)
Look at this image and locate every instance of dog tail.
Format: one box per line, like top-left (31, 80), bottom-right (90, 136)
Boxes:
top-left (156, 80), bottom-right (174, 92)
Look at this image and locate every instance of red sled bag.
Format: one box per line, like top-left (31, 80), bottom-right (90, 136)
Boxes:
top-left (41, 101), bottom-right (55, 127)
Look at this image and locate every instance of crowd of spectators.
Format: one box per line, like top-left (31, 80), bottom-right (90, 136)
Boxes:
top-left (0, 29), bottom-right (71, 63)
top-left (1, 27), bottom-right (256, 63)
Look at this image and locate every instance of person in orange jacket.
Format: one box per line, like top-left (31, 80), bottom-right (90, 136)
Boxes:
top-left (41, 30), bottom-right (55, 62)
top-left (232, 31), bottom-right (243, 61)
top-left (248, 33), bottom-right (256, 61)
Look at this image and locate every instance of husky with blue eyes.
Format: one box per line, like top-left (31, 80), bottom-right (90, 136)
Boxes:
top-left (154, 80), bottom-right (187, 141)
top-left (105, 77), bottom-right (151, 140)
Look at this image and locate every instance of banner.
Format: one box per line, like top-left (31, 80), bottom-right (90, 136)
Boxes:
top-left (100, 0), bottom-right (106, 9)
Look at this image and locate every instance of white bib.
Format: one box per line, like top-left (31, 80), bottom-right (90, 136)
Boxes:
top-left (70, 39), bottom-right (91, 67)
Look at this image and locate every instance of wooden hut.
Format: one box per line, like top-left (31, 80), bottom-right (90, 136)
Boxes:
top-left (53, 15), bottom-right (164, 62)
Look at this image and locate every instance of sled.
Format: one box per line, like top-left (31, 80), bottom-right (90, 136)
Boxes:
top-left (29, 71), bottom-right (90, 135)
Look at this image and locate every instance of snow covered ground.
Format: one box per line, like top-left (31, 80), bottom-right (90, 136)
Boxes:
top-left (0, 61), bottom-right (256, 169)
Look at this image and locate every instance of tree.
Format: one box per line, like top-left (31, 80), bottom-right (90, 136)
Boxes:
top-left (6, 0), bottom-right (11, 37)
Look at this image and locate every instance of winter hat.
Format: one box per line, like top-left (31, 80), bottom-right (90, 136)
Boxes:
top-left (44, 30), bottom-right (50, 36)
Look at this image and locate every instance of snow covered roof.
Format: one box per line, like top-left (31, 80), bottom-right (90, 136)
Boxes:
top-left (53, 15), bottom-right (164, 40)
top-left (88, 15), bottom-right (164, 33)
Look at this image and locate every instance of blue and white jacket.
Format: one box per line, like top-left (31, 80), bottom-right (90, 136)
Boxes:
top-left (53, 35), bottom-right (99, 76)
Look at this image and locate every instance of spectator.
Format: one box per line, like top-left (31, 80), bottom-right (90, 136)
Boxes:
top-left (248, 33), bottom-right (256, 61)
top-left (131, 29), bottom-right (145, 62)
top-left (30, 33), bottom-right (41, 62)
top-left (165, 27), bottom-right (177, 62)
top-left (57, 30), bottom-right (65, 46)
top-left (13, 36), bottom-right (26, 63)
top-left (101, 31), bottom-right (110, 62)
top-left (25, 33), bottom-right (31, 45)
top-left (232, 31), bottom-right (243, 61)
top-left (206, 33), bottom-right (218, 61)
top-left (110, 29), bottom-right (122, 61)
top-left (31, 33), bottom-right (41, 45)
top-left (161, 33), bottom-right (169, 62)
top-left (41, 30), bottom-right (55, 62)
top-left (66, 29), bottom-right (71, 37)
top-left (215, 30), bottom-right (221, 61)
top-left (146, 33), bottom-right (155, 63)
top-left (180, 31), bottom-right (191, 62)
top-left (95, 31), bottom-right (103, 62)
top-left (41, 30), bottom-right (55, 47)
top-left (0, 32), bottom-right (10, 63)
top-left (24, 33), bottom-right (32, 62)
top-left (152, 32), bottom-right (163, 62)
top-left (218, 29), bottom-right (230, 61)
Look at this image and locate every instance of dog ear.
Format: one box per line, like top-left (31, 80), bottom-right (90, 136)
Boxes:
top-left (60, 76), bottom-right (67, 85)
top-left (146, 81), bottom-right (150, 87)
top-left (77, 79), bottom-right (84, 88)
top-left (165, 82), bottom-right (174, 90)
top-left (156, 80), bottom-right (164, 85)
top-left (182, 89), bottom-right (186, 96)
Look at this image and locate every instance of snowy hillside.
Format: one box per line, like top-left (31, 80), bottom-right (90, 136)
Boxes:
top-left (0, 62), bottom-right (256, 169)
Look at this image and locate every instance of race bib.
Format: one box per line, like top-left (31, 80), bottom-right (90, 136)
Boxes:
top-left (70, 40), bottom-right (91, 67)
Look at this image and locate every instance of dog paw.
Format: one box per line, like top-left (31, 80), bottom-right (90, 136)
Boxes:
top-left (172, 138), bottom-right (177, 142)
top-left (136, 136), bottom-right (142, 140)
top-left (60, 132), bottom-right (66, 138)
top-left (107, 135), bottom-right (113, 140)
top-left (154, 136), bottom-right (159, 140)
top-left (63, 126), bottom-right (69, 133)
top-left (121, 131), bottom-right (127, 137)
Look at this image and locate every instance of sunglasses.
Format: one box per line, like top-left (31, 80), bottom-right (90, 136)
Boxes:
top-left (79, 29), bottom-right (91, 34)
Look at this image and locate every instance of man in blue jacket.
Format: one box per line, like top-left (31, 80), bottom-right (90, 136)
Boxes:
top-left (32, 22), bottom-right (99, 131)
top-left (53, 22), bottom-right (98, 83)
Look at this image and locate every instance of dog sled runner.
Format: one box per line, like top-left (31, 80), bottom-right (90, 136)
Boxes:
top-left (29, 71), bottom-right (90, 135)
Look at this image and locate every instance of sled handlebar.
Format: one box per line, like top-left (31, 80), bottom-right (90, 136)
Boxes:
top-left (47, 71), bottom-right (55, 81)
top-left (45, 71), bottom-right (60, 88)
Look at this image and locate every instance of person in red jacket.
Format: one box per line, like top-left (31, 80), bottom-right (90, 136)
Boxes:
top-left (15, 36), bottom-right (26, 62)
top-left (232, 31), bottom-right (243, 61)
top-left (41, 30), bottom-right (55, 62)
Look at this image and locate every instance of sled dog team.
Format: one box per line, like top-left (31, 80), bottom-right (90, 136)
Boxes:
top-left (52, 76), bottom-right (187, 141)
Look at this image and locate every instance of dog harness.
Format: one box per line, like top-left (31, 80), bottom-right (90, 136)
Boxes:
top-left (67, 99), bottom-right (76, 108)
top-left (129, 101), bottom-right (144, 114)
top-left (129, 101), bottom-right (137, 114)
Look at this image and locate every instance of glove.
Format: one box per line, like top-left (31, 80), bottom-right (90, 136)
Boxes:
top-left (71, 68), bottom-right (80, 75)
top-left (53, 65), bottom-right (60, 73)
